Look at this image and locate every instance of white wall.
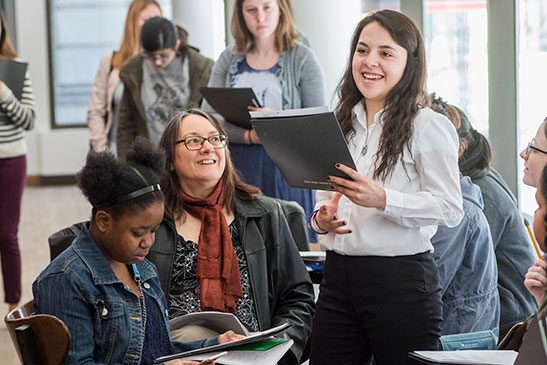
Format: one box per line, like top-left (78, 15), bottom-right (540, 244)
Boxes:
top-left (292, 0), bottom-right (362, 107)
top-left (15, 0), bottom-right (88, 176)
top-left (172, 0), bottom-right (226, 61)
top-left (13, 0), bottom-right (361, 177)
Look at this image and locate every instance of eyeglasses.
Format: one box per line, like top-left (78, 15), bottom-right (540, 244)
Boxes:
top-left (526, 141), bottom-right (547, 156)
top-left (142, 50), bottom-right (174, 64)
top-left (176, 134), bottom-right (227, 150)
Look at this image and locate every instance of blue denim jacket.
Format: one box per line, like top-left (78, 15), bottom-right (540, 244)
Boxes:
top-left (432, 176), bottom-right (500, 336)
top-left (33, 225), bottom-right (213, 364)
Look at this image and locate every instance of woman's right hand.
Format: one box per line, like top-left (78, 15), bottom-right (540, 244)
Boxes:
top-left (218, 330), bottom-right (245, 344)
top-left (524, 259), bottom-right (547, 305)
top-left (315, 192), bottom-right (351, 234)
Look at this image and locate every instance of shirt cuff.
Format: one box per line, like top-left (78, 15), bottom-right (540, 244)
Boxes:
top-left (381, 187), bottom-right (405, 217)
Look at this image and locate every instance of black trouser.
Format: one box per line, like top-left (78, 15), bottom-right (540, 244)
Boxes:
top-left (310, 251), bottom-right (443, 365)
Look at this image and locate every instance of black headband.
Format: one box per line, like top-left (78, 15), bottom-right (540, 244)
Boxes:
top-left (112, 184), bottom-right (161, 204)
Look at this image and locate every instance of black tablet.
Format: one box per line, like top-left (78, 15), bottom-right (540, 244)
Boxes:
top-left (200, 87), bottom-right (261, 129)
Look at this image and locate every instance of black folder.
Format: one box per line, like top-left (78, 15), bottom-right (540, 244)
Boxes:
top-left (200, 87), bottom-right (261, 129)
top-left (0, 58), bottom-right (28, 100)
top-left (250, 107), bottom-right (357, 190)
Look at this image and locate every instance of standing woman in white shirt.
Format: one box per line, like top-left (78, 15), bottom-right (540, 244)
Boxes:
top-left (308, 10), bottom-right (464, 365)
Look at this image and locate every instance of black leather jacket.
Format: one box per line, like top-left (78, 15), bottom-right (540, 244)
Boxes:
top-left (148, 195), bottom-right (315, 365)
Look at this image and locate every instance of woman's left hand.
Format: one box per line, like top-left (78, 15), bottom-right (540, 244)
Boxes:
top-left (218, 330), bottom-right (246, 344)
top-left (328, 163), bottom-right (386, 210)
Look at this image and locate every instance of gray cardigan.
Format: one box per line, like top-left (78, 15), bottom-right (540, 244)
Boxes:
top-left (472, 168), bottom-right (537, 338)
top-left (202, 43), bottom-right (326, 144)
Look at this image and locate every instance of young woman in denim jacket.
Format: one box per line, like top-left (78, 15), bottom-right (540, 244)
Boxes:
top-left (457, 109), bottom-right (537, 339)
top-left (429, 96), bottom-right (500, 337)
top-left (33, 139), bottom-right (241, 364)
top-left (201, 0), bottom-right (325, 240)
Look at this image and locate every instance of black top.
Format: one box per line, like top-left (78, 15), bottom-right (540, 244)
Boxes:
top-left (140, 291), bottom-right (174, 364)
top-left (168, 219), bottom-right (260, 332)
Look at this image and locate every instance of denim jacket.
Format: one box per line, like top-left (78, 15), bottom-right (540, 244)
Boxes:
top-left (432, 176), bottom-right (500, 336)
top-left (33, 225), bottom-right (213, 365)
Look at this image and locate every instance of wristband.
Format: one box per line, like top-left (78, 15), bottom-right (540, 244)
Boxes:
top-left (308, 209), bottom-right (328, 235)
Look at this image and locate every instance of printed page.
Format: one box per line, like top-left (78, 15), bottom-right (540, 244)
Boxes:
top-left (410, 350), bottom-right (518, 365)
top-left (249, 105), bottom-right (329, 118)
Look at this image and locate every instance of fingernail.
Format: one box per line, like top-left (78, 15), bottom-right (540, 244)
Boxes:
top-left (342, 221), bottom-right (347, 225)
top-left (335, 163), bottom-right (340, 168)
top-left (348, 230), bottom-right (353, 233)
top-left (330, 185), bottom-right (335, 190)
top-left (326, 176), bottom-right (331, 181)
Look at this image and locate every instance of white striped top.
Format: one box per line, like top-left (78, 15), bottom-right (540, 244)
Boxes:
top-left (0, 67), bottom-right (36, 158)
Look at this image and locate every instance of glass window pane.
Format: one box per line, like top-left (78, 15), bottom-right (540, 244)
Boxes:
top-left (518, 0), bottom-right (547, 215)
top-left (424, 0), bottom-right (488, 135)
top-left (48, 0), bottom-right (172, 127)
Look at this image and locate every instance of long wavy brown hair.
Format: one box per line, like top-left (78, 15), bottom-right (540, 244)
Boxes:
top-left (0, 9), bottom-right (17, 59)
top-left (335, 9), bottom-right (427, 182)
top-left (111, 0), bottom-right (162, 70)
top-left (159, 109), bottom-right (260, 221)
top-left (231, 0), bottom-right (298, 54)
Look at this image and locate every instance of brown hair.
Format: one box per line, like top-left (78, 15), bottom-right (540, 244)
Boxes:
top-left (0, 9), bottom-right (17, 59)
top-left (335, 10), bottom-right (427, 182)
top-left (428, 93), bottom-right (461, 129)
top-left (231, 0), bottom-right (298, 53)
top-left (159, 109), bottom-right (260, 220)
top-left (429, 94), bottom-right (492, 180)
top-left (111, 0), bottom-right (162, 70)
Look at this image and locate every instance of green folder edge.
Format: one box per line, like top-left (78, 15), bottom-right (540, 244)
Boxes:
top-left (230, 338), bottom-right (289, 351)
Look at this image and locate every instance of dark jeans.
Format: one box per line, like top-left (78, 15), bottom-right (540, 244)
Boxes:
top-left (310, 251), bottom-right (443, 365)
top-left (0, 155), bottom-right (26, 304)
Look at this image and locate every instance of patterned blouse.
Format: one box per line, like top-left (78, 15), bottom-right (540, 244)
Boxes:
top-left (167, 219), bottom-right (260, 332)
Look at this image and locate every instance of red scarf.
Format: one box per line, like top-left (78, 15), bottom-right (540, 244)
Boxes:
top-left (180, 182), bottom-right (243, 312)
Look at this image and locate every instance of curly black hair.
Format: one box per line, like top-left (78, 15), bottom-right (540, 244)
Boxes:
top-left (77, 138), bottom-right (165, 220)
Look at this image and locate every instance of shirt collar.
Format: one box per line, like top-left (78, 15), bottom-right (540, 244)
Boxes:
top-left (351, 100), bottom-right (385, 129)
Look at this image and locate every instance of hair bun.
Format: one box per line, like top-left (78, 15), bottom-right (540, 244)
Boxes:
top-left (125, 137), bottom-right (165, 176)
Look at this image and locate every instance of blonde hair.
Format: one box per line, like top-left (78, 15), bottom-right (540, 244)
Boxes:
top-left (111, 0), bottom-right (162, 70)
top-left (0, 9), bottom-right (17, 59)
top-left (231, 0), bottom-right (298, 54)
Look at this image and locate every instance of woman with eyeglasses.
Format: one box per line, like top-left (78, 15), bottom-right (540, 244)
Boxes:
top-left (117, 16), bottom-right (213, 158)
top-left (520, 118), bottom-right (547, 188)
top-left (147, 108), bottom-right (315, 365)
top-left (522, 119), bottom-right (547, 313)
top-left (87, 0), bottom-right (162, 154)
top-left (448, 103), bottom-right (537, 339)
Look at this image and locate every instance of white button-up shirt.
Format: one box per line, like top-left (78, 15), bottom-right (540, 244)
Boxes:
top-left (316, 102), bottom-right (464, 256)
